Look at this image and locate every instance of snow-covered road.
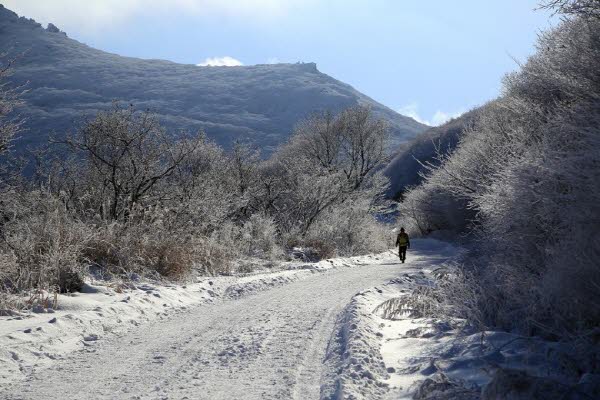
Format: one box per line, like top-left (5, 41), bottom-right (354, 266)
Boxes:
top-left (1, 250), bottom-right (422, 400)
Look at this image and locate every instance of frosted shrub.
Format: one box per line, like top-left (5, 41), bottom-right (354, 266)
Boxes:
top-left (199, 222), bottom-right (240, 275)
top-left (0, 191), bottom-right (91, 294)
top-left (476, 105), bottom-right (600, 333)
top-left (240, 213), bottom-right (284, 260)
top-left (398, 11), bottom-right (600, 340)
top-left (167, 134), bottom-right (241, 234)
top-left (307, 201), bottom-right (390, 256)
top-left (84, 222), bottom-right (195, 281)
top-left (398, 182), bottom-right (471, 236)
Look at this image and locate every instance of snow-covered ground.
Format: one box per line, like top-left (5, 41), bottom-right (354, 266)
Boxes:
top-left (328, 240), bottom-right (600, 400)
top-left (0, 257), bottom-right (351, 390)
top-left (0, 248), bottom-right (416, 399)
top-left (321, 239), bottom-right (462, 399)
top-left (5, 239), bottom-right (587, 399)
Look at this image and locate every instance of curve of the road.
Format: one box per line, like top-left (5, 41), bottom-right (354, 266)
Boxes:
top-left (1, 251), bottom-right (416, 400)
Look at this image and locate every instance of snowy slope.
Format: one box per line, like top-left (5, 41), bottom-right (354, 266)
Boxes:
top-left (383, 108), bottom-right (481, 199)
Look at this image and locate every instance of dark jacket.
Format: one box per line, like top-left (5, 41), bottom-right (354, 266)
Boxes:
top-left (396, 232), bottom-right (410, 248)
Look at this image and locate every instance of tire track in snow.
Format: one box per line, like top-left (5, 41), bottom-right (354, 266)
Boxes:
top-left (1, 253), bottom-right (414, 400)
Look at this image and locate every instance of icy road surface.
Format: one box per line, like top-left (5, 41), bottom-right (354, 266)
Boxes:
top-left (0, 249), bottom-right (428, 400)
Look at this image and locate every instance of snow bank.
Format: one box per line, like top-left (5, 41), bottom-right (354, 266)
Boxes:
top-left (321, 284), bottom-right (393, 399)
top-left (328, 239), bottom-right (600, 400)
top-left (320, 239), bottom-right (457, 399)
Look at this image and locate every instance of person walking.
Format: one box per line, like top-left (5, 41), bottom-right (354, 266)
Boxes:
top-left (395, 227), bottom-right (410, 263)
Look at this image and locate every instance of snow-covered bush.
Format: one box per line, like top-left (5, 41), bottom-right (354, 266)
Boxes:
top-left (165, 135), bottom-right (243, 235)
top-left (306, 200), bottom-right (391, 256)
top-left (83, 220), bottom-right (197, 281)
top-left (0, 98), bottom-right (393, 306)
top-left (0, 191), bottom-right (91, 294)
top-left (262, 106), bottom-right (392, 253)
top-left (398, 181), bottom-right (471, 236)
top-left (239, 213), bottom-right (284, 260)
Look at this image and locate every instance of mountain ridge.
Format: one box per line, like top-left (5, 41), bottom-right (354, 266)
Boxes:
top-left (0, 4), bottom-right (428, 154)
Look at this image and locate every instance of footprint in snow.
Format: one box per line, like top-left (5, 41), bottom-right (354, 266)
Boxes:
top-left (83, 334), bottom-right (99, 342)
top-left (152, 355), bottom-right (166, 364)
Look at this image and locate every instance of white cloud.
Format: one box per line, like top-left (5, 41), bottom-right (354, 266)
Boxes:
top-left (266, 57), bottom-right (281, 64)
top-left (430, 110), bottom-right (460, 126)
top-left (398, 102), bottom-right (464, 127)
top-left (197, 56), bottom-right (243, 67)
top-left (2, 0), bottom-right (310, 34)
top-left (398, 102), bottom-right (426, 124)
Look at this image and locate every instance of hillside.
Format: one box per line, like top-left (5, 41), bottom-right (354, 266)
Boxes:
top-left (383, 107), bottom-right (482, 199)
top-left (0, 5), bottom-right (427, 154)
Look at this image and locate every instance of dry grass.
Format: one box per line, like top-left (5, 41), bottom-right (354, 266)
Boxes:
top-left (83, 223), bottom-right (196, 281)
top-left (0, 192), bottom-right (91, 294)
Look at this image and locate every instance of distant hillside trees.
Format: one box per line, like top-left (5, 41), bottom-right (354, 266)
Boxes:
top-left (0, 57), bottom-right (21, 175)
top-left (0, 4), bottom-right (427, 160)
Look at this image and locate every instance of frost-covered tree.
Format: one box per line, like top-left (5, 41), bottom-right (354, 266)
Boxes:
top-left (398, 12), bottom-right (600, 336)
top-left (266, 106), bottom-right (391, 247)
top-left (540, 0), bottom-right (600, 18)
top-left (0, 57), bottom-right (22, 181)
top-left (166, 133), bottom-right (239, 233)
top-left (291, 106), bottom-right (389, 190)
top-left (57, 103), bottom-right (204, 221)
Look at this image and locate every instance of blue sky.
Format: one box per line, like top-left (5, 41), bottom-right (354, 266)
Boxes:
top-left (4, 0), bottom-right (555, 126)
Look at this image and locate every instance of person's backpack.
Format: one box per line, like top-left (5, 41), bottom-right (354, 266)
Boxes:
top-left (398, 234), bottom-right (408, 246)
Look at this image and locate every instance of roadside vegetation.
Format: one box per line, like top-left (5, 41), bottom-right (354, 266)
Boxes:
top-left (391, 0), bottom-right (600, 393)
top-left (0, 76), bottom-right (392, 310)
